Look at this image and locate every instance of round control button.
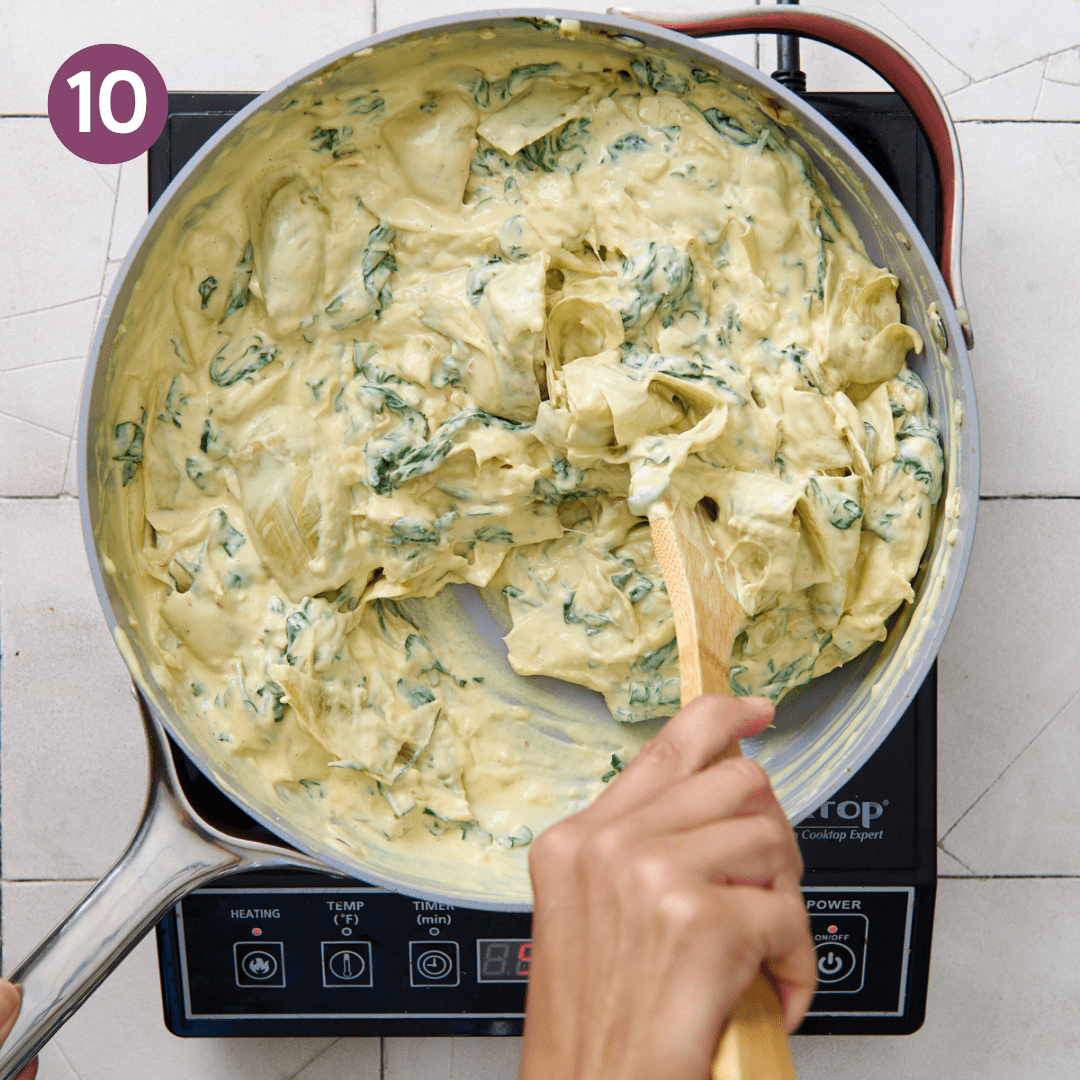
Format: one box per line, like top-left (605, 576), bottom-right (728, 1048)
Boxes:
top-left (416, 949), bottom-right (453, 979)
top-left (814, 941), bottom-right (857, 983)
top-left (242, 950), bottom-right (279, 981)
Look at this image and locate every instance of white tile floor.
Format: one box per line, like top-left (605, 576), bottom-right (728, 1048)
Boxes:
top-left (1, 2), bottom-right (1079, 1077)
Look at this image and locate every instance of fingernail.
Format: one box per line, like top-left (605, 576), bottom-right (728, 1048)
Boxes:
top-left (0, 981), bottom-right (20, 1026)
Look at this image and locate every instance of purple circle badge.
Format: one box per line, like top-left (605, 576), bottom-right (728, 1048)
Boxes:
top-left (48, 44), bottom-right (167, 164)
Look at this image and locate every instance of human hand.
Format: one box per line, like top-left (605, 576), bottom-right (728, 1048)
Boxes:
top-left (0, 980), bottom-right (38, 1080)
top-left (519, 694), bottom-right (816, 1080)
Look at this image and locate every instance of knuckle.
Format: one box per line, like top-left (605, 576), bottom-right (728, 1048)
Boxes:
top-left (654, 883), bottom-right (713, 935)
top-left (633, 731), bottom-right (687, 774)
top-left (747, 812), bottom-right (790, 858)
top-left (778, 888), bottom-right (812, 929)
top-left (529, 818), bottom-right (584, 876)
top-left (580, 822), bottom-right (631, 871)
top-left (624, 847), bottom-right (678, 897)
top-left (725, 756), bottom-right (772, 794)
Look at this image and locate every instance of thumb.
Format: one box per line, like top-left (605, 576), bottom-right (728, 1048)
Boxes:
top-left (0, 980), bottom-right (38, 1080)
top-left (0, 981), bottom-right (21, 1043)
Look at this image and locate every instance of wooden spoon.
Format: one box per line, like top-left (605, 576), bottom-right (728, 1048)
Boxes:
top-left (650, 498), bottom-right (798, 1080)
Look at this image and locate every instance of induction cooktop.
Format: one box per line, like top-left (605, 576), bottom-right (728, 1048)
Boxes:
top-left (149, 84), bottom-right (940, 1039)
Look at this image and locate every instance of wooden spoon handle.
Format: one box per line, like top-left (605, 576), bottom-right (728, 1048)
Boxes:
top-left (713, 974), bottom-right (797, 1080)
top-left (650, 510), bottom-right (798, 1080)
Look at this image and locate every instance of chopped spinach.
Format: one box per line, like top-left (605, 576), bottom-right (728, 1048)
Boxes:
top-left (157, 376), bottom-right (185, 428)
top-left (389, 517), bottom-right (440, 544)
top-left (700, 108), bottom-right (758, 146)
top-left (326, 222), bottom-right (397, 324)
top-left (466, 255), bottom-right (503, 305)
top-left (112, 420), bottom-right (144, 486)
top-left (220, 241), bottom-right (253, 322)
top-left (463, 62), bottom-right (561, 109)
top-left (209, 337), bottom-right (280, 387)
top-left (610, 131), bottom-right (650, 155)
top-left (620, 349), bottom-right (741, 403)
top-left (615, 242), bottom-right (694, 329)
top-left (632, 637), bottom-right (677, 674)
top-left (209, 508), bottom-right (246, 556)
top-left (601, 753), bottom-right (627, 782)
top-left (532, 458), bottom-right (603, 506)
top-left (397, 678), bottom-right (436, 709)
top-left (562, 591), bottom-right (615, 635)
top-left (629, 56), bottom-right (689, 95)
top-left (807, 477), bottom-right (864, 531)
top-left (257, 680), bottom-right (286, 722)
top-left (518, 117), bottom-right (591, 173)
top-left (405, 633), bottom-right (467, 686)
top-left (198, 275), bottom-right (217, 308)
top-left (310, 125), bottom-right (351, 152)
top-left (199, 417), bottom-right (228, 459)
top-left (285, 609), bottom-right (309, 653)
top-left (348, 91), bottom-right (384, 116)
top-left (366, 407), bottom-right (528, 495)
top-left (474, 525), bottom-right (513, 545)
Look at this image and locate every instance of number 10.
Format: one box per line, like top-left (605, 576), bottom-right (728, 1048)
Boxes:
top-left (67, 69), bottom-right (147, 134)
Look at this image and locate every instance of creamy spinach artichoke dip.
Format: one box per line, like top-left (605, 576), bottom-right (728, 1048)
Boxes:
top-left (100, 21), bottom-right (943, 892)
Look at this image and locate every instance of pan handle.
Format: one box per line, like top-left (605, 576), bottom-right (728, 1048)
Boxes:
top-left (612, 5), bottom-right (974, 350)
top-left (0, 691), bottom-right (329, 1080)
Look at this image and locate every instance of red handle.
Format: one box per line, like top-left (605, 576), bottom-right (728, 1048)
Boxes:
top-left (616, 6), bottom-right (973, 349)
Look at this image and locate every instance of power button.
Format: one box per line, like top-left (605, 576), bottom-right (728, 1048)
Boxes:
top-left (815, 942), bottom-right (857, 983)
top-left (809, 913), bottom-right (866, 993)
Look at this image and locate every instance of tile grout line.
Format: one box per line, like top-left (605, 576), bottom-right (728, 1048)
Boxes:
top-left (944, 51), bottom-right (1059, 93)
top-left (874, 0), bottom-right (974, 84)
top-left (52, 1038), bottom-right (82, 1080)
top-left (937, 840), bottom-right (976, 875)
top-left (87, 161), bottom-right (119, 198)
top-left (0, 296), bottom-right (99, 322)
top-left (939, 681), bottom-right (1080, 846)
top-left (1, 879), bottom-right (98, 885)
top-left (61, 165), bottom-right (126, 497)
top-left (0, 355), bottom-right (89, 374)
top-left (282, 1036), bottom-right (343, 1080)
top-left (1032, 59), bottom-right (1050, 120)
top-left (939, 873), bottom-right (1080, 880)
top-left (0, 410), bottom-right (77, 439)
top-left (956, 118), bottom-right (1080, 124)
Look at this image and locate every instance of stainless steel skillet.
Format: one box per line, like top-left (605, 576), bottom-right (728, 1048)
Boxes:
top-left (0, 9), bottom-right (978, 1077)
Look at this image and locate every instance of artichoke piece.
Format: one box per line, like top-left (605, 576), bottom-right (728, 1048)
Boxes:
top-left (546, 296), bottom-right (623, 367)
top-left (254, 178), bottom-right (328, 336)
top-left (384, 93), bottom-right (478, 208)
top-left (236, 408), bottom-right (366, 602)
top-left (272, 664), bottom-right (440, 784)
top-left (477, 79), bottom-right (595, 156)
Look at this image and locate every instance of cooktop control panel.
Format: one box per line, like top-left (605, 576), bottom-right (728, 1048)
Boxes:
top-left (157, 878), bottom-right (919, 1038)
